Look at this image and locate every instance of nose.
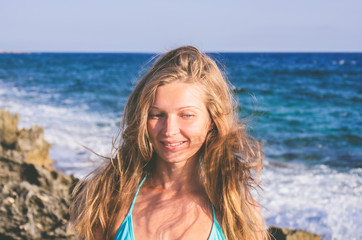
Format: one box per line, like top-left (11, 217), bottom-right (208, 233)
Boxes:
top-left (163, 116), bottom-right (179, 137)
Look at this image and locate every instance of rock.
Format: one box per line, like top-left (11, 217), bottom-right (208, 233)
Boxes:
top-left (268, 226), bottom-right (321, 240)
top-left (0, 155), bottom-right (79, 239)
top-left (17, 125), bottom-right (52, 167)
top-left (0, 109), bottom-right (52, 167)
top-left (0, 109), bottom-right (79, 240)
top-left (0, 110), bottom-right (19, 149)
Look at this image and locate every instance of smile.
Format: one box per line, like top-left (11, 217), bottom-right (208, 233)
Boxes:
top-left (164, 142), bottom-right (184, 146)
top-left (161, 141), bottom-right (187, 148)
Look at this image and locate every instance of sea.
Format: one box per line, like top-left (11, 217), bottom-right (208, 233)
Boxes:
top-left (0, 52), bottom-right (361, 239)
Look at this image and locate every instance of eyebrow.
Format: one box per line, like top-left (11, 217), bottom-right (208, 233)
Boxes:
top-left (149, 106), bottom-right (201, 111)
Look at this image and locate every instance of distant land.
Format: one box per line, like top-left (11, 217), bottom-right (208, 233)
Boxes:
top-left (0, 50), bottom-right (31, 54)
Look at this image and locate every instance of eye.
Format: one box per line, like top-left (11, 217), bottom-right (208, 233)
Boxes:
top-left (148, 113), bottom-right (164, 119)
top-left (182, 113), bottom-right (195, 119)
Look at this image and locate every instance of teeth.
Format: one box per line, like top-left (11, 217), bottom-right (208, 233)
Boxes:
top-left (165, 142), bottom-right (184, 146)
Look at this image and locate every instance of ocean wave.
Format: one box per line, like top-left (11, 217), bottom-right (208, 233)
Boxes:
top-left (0, 93), bottom-right (119, 177)
top-left (260, 164), bottom-right (362, 240)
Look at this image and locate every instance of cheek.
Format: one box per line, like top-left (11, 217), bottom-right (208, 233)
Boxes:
top-left (185, 121), bottom-right (210, 141)
top-left (147, 121), bottom-right (157, 140)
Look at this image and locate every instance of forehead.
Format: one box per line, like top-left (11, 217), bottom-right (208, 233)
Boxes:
top-left (152, 81), bottom-right (207, 110)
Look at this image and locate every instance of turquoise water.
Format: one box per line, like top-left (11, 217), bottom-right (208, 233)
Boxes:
top-left (221, 53), bottom-right (362, 169)
top-left (0, 53), bottom-right (361, 239)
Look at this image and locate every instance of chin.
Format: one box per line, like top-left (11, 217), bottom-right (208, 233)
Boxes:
top-left (156, 154), bottom-right (198, 164)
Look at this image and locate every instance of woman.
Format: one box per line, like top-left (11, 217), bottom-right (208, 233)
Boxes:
top-left (70, 46), bottom-right (266, 240)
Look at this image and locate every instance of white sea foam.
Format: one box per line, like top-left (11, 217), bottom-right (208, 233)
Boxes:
top-left (0, 86), bottom-right (119, 177)
top-left (259, 162), bottom-right (362, 240)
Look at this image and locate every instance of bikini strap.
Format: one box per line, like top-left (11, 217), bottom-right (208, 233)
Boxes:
top-left (211, 204), bottom-right (217, 220)
top-left (128, 177), bottom-right (147, 214)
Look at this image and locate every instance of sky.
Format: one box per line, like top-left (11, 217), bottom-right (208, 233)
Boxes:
top-left (1, 0), bottom-right (361, 53)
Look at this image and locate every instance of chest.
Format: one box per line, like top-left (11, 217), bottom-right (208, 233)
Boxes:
top-left (132, 194), bottom-right (213, 240)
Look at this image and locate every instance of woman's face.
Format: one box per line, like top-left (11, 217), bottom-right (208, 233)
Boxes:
top-left (147, 81), bottom-right (212, 165)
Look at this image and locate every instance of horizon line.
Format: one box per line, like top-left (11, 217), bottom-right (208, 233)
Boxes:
top-left (1, 50), bottom-right (362, 54)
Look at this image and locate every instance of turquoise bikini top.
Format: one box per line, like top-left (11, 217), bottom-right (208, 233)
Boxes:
top-left (114, 177), bottom-right (226, 240)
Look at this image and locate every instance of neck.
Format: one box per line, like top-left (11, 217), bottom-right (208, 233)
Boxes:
top-left (150, 157), bottom-right (203, 193)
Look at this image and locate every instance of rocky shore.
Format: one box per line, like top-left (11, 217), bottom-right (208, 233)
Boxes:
top-left (0, 109), bottom-right (78, 239)
top-left (0, 109), bottom-right (321, 240)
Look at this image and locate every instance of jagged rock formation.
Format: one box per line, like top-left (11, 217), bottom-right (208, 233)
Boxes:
top-left (0, 110), bottom-right (52, 167)
top-left (0, 109), bottom-right (79, 239)
top-left (268, 226), bottom-right (321, 240)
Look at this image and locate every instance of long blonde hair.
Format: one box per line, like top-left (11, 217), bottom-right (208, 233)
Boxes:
top-left (70, 46), bottom-right (265, 239)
